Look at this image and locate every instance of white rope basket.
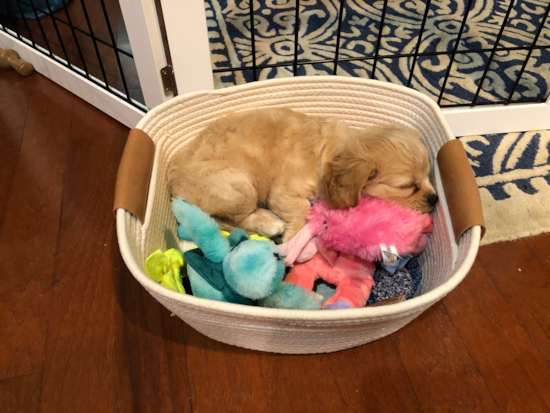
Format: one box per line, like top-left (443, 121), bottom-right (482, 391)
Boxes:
top-left (116, 77), bottom-right (481, 354)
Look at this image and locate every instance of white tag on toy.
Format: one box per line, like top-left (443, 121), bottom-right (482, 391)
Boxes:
top-left (380, 244), bottom-right (399, 268)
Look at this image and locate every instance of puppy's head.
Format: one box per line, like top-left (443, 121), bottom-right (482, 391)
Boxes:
top-left (323, 125), bottom-right (437, 213)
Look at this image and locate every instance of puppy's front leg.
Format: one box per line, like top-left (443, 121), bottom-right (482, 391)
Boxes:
top-left (268, 195), bottom-right (311, 243)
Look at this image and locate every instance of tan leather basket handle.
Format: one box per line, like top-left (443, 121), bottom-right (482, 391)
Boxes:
top-left (437, 139), bottom-right (486, 243)
top-left (113, 129), bottom-right (155, 224)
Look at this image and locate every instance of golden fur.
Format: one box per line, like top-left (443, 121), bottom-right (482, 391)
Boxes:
top-left (169, 107), bottom-right (437, 242)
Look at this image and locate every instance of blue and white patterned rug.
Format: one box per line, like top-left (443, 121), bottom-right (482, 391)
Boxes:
top-left (205, 0), bottom-right (550, 105)
top-left (461, 130), bottom-right (550, 245)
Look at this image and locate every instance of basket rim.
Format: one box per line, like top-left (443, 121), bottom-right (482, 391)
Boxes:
top-left (118, 76), bottom-right (479, 321)
top-left (137, 76), bottom-right (451, 138)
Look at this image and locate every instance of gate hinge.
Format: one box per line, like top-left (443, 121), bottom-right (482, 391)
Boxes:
top-left (160, 65), bottom-right (178, 96)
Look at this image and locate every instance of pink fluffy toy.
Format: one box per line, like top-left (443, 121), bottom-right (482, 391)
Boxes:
top-left (278, 198), bottom-right (433, 310)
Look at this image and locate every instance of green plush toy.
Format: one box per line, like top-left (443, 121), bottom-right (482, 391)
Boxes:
top-left (145, 248), bottom-right (186, 293)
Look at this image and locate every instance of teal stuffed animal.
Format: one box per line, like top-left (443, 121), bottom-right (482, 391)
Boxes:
top-left (172, 198), bottom-right (322, 310)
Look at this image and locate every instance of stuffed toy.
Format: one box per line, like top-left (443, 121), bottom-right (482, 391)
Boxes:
top-left (145, 249), bottom-right (186, 293)
top-left (172, 198), bottom-right (322, 310)
top-left (0, 48), bottom-right (34, 77)
top-left (316, 259), bottom-right (423, 306)
top-left (278, 198), bottom-right (433, 310)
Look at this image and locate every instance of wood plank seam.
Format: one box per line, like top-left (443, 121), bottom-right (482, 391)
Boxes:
top-left (390, 339), bottom-right (426, 413)
top-left (441, 301), bottom-right (502, 411)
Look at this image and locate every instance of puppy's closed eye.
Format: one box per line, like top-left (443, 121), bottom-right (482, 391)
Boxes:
top-left (383, 179), bottom-right (419, 197)
top-left (396, 182), bottom-right (418, 191)
top-left (382, 184), bottom-right (416, 198)
top-left (398, 186), bottom-right (418, 197)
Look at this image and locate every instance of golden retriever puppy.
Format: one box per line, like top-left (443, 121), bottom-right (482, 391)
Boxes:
top-left (169, 107), bottom-right (437, 242)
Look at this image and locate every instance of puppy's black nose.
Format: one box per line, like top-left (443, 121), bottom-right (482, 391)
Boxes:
top-left (427, 193), bottom-right (439, 206)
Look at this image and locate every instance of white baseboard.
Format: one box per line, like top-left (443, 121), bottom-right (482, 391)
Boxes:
top-left (442, 102), bottom-right (550, 137)
top-left (0, 29), bottom-right (145, 129)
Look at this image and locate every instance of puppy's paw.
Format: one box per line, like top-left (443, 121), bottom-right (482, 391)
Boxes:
top-left (240, 209), bottom-right (285, 237)
top-left (258, 218), bottom-right (285, 237)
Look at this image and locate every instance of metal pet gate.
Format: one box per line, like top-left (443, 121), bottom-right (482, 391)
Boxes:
top-left (0, 0), bottom-right (144, 106)
top-left (2, 0), bottom-right (550, 135)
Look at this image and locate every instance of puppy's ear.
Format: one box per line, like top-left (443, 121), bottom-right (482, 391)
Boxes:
top-left (323, 150), bottom-right (377, 209)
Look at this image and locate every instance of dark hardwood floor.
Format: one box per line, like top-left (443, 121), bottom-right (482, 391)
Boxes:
top-left (1, 71), bottom-right (550, 413)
